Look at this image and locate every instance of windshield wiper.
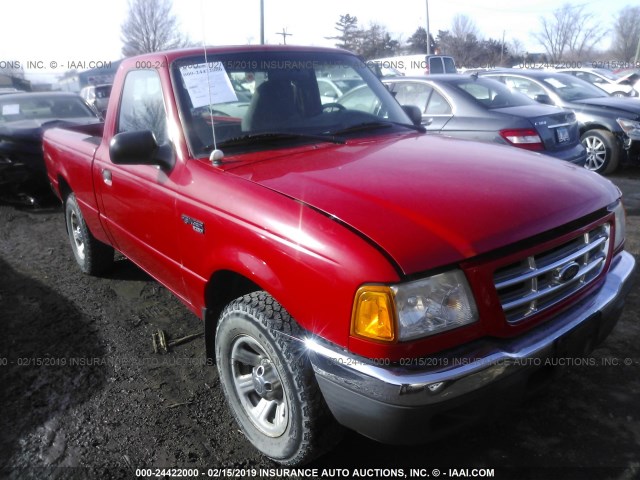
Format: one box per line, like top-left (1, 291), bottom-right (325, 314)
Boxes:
top-left (207, 131), bottom-right (345, 150)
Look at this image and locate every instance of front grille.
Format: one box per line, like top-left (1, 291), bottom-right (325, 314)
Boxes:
top-left (493, 223), bottom-right (610, 323)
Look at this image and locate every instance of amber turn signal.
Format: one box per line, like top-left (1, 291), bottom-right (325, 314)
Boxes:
top-left (351, 286), bottom-right (396, 342)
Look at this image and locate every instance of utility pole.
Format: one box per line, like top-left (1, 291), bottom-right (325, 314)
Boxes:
top-left (425, 0), bottom-right (431, 55)
top-left (260, 0), bottom-right (264, 45)
top-left (276, 28), bottom-right (292, 45)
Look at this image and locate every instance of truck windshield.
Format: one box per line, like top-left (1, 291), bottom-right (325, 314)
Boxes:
top-left (171, 50), bottom-right (413, 156)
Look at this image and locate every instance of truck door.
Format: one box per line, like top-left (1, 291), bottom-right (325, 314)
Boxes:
top-left (93, 68), bottom-right (187, 301)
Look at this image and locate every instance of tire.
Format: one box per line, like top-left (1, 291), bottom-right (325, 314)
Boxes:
top-left (215, 292), bottom-right (341, 465)
top-left (611, 91), bottom-right (626, 98)
top-left (581, 129), bottom-right (620, 174)
top-left (65, 193), bottom-right (114, 275)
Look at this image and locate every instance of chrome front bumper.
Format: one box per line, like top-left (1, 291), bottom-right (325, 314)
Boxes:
top-left (306, 251), bottom-right (636, 443)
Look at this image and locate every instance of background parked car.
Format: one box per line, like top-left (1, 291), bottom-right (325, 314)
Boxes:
top-left (0, 92), bottom-right (100, 205)
top-left (317, 77), bottom-right (364, 104)
top-left (556, 68), bottom-right (639, 97)
top-left (80, 84), bottom-right (112, 117)
top-left (480, 69), bottom-right (640, 174)
top-left (339, 75), bottom-right (586, 164)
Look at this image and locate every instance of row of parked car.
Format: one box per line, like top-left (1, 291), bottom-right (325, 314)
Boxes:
top-left (1, 51), bottom-right (640, 206)
top-left (362, 55), bottom-right (640, 174)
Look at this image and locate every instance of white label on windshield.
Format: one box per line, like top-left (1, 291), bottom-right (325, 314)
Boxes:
top-left (545, 78), bottom-right (568, 89)
top-left (179, 62), bottom-right (238, 108)
top-left (2, 104), bottom-right (20, 115)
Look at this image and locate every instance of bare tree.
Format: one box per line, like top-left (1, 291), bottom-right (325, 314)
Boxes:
top-left (451, 14), bottom-right (480, 40)
top-left (509, 39), bottom-right (525, 59)
top-left (121, 0), bottom-right (191, 57)
top-left (533, 3), bottom-right (607, 63)
top-left (436, 15), bottom-right (482, 68)
top-left (611, 6), bottom-right (640, 62)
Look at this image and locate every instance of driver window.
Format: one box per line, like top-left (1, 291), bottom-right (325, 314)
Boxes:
top-left (118, 69), bottom-right (168, 144)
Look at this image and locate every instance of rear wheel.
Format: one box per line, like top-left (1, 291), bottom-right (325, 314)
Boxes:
top-left (65, 193), bottom-right (114, 275)
top-left (581, 129), bottom-right (620, 174)
top-left (215, 292), bottom-right (341, 465)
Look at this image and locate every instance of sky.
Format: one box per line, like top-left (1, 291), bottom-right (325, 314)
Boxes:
top-left (0, 0), bottom-right (634, 84)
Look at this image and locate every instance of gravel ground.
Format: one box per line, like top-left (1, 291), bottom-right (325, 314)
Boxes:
top-left (1, 167), bottom-right (639, 480)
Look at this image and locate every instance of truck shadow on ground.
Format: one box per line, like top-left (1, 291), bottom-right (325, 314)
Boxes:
top-left (0, 258), bottom-right (107, 470)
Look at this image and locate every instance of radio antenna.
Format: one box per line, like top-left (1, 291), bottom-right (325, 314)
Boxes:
top-left (201, 0), bottom-right (224, 165)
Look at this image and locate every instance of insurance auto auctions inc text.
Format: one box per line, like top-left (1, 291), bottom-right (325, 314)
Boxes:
top-left (226, 467), bottom-right (495, 478)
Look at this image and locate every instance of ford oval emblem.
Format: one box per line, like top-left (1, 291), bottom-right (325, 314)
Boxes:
top-left (553, 261), bottom-right (581, 284)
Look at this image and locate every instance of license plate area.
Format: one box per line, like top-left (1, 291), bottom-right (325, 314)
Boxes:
top-left (555, 126), bottom-right (571, 143)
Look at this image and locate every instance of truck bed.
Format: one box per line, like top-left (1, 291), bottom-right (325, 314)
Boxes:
top-left (43, 122), bottom-right (109, 245)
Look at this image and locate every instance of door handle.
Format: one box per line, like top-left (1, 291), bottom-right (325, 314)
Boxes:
top-left (102, 169), bottom-right (112, 186)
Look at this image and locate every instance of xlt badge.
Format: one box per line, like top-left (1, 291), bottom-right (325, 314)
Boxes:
top-left (181, 214), bottom-right (205, 234)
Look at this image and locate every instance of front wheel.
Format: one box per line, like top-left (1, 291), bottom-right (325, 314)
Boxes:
top-left (581, 129), bottom-right (620, 174)
top-left (215, 292), bottom-right (341, 465)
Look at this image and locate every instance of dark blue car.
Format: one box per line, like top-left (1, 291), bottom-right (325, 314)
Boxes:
top-left (479, 69), bottom-right (640, 174)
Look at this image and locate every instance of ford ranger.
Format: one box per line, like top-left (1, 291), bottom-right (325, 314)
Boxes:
top-left (43, 46), bottom-right (636, 465)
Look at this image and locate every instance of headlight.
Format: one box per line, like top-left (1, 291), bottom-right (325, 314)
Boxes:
top-left (610, 200), bottom-right (626, 251)
top-left (616, 118), bottom-right (640, 134)
top-left (352, 270), bottom-right (479, 342)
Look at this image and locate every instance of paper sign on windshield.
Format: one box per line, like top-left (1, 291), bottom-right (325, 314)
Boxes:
top-left (2, 104), bottom-right (20, 115)
top-left (179, 62), bottom-right (238, 109)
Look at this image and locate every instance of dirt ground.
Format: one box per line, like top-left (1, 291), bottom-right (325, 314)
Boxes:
top-left (1, 167), bottom-right (639, 480)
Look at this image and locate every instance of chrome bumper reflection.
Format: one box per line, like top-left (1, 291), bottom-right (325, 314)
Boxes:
top-left (307, 251), bottom-right (636, 407)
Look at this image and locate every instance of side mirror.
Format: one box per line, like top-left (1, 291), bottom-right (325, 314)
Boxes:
top-left (109, 130), bottom-right (174, 170)
top-left (402, 105), bottom-right (423, 127)
top-left (534, 94), bottom-right (554, 105)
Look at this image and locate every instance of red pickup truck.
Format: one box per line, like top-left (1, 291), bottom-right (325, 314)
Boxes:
top-left (44, 46), bottom-right (635, 465)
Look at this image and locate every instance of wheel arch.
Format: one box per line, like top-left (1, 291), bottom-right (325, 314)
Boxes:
top-left (202, 268), bottom-right (264, 362)
top-left (57, 175), bottom-right (72, 201)
top-left (579, 122), bottom-right (611, 136)
top-left (579, 121), bottom-right (626, 146)
top-left (57, 175), bottom-right (73, 232)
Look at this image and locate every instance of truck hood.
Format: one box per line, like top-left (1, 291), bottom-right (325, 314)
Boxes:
top-left (228, 134), bottom-right (619, 274)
